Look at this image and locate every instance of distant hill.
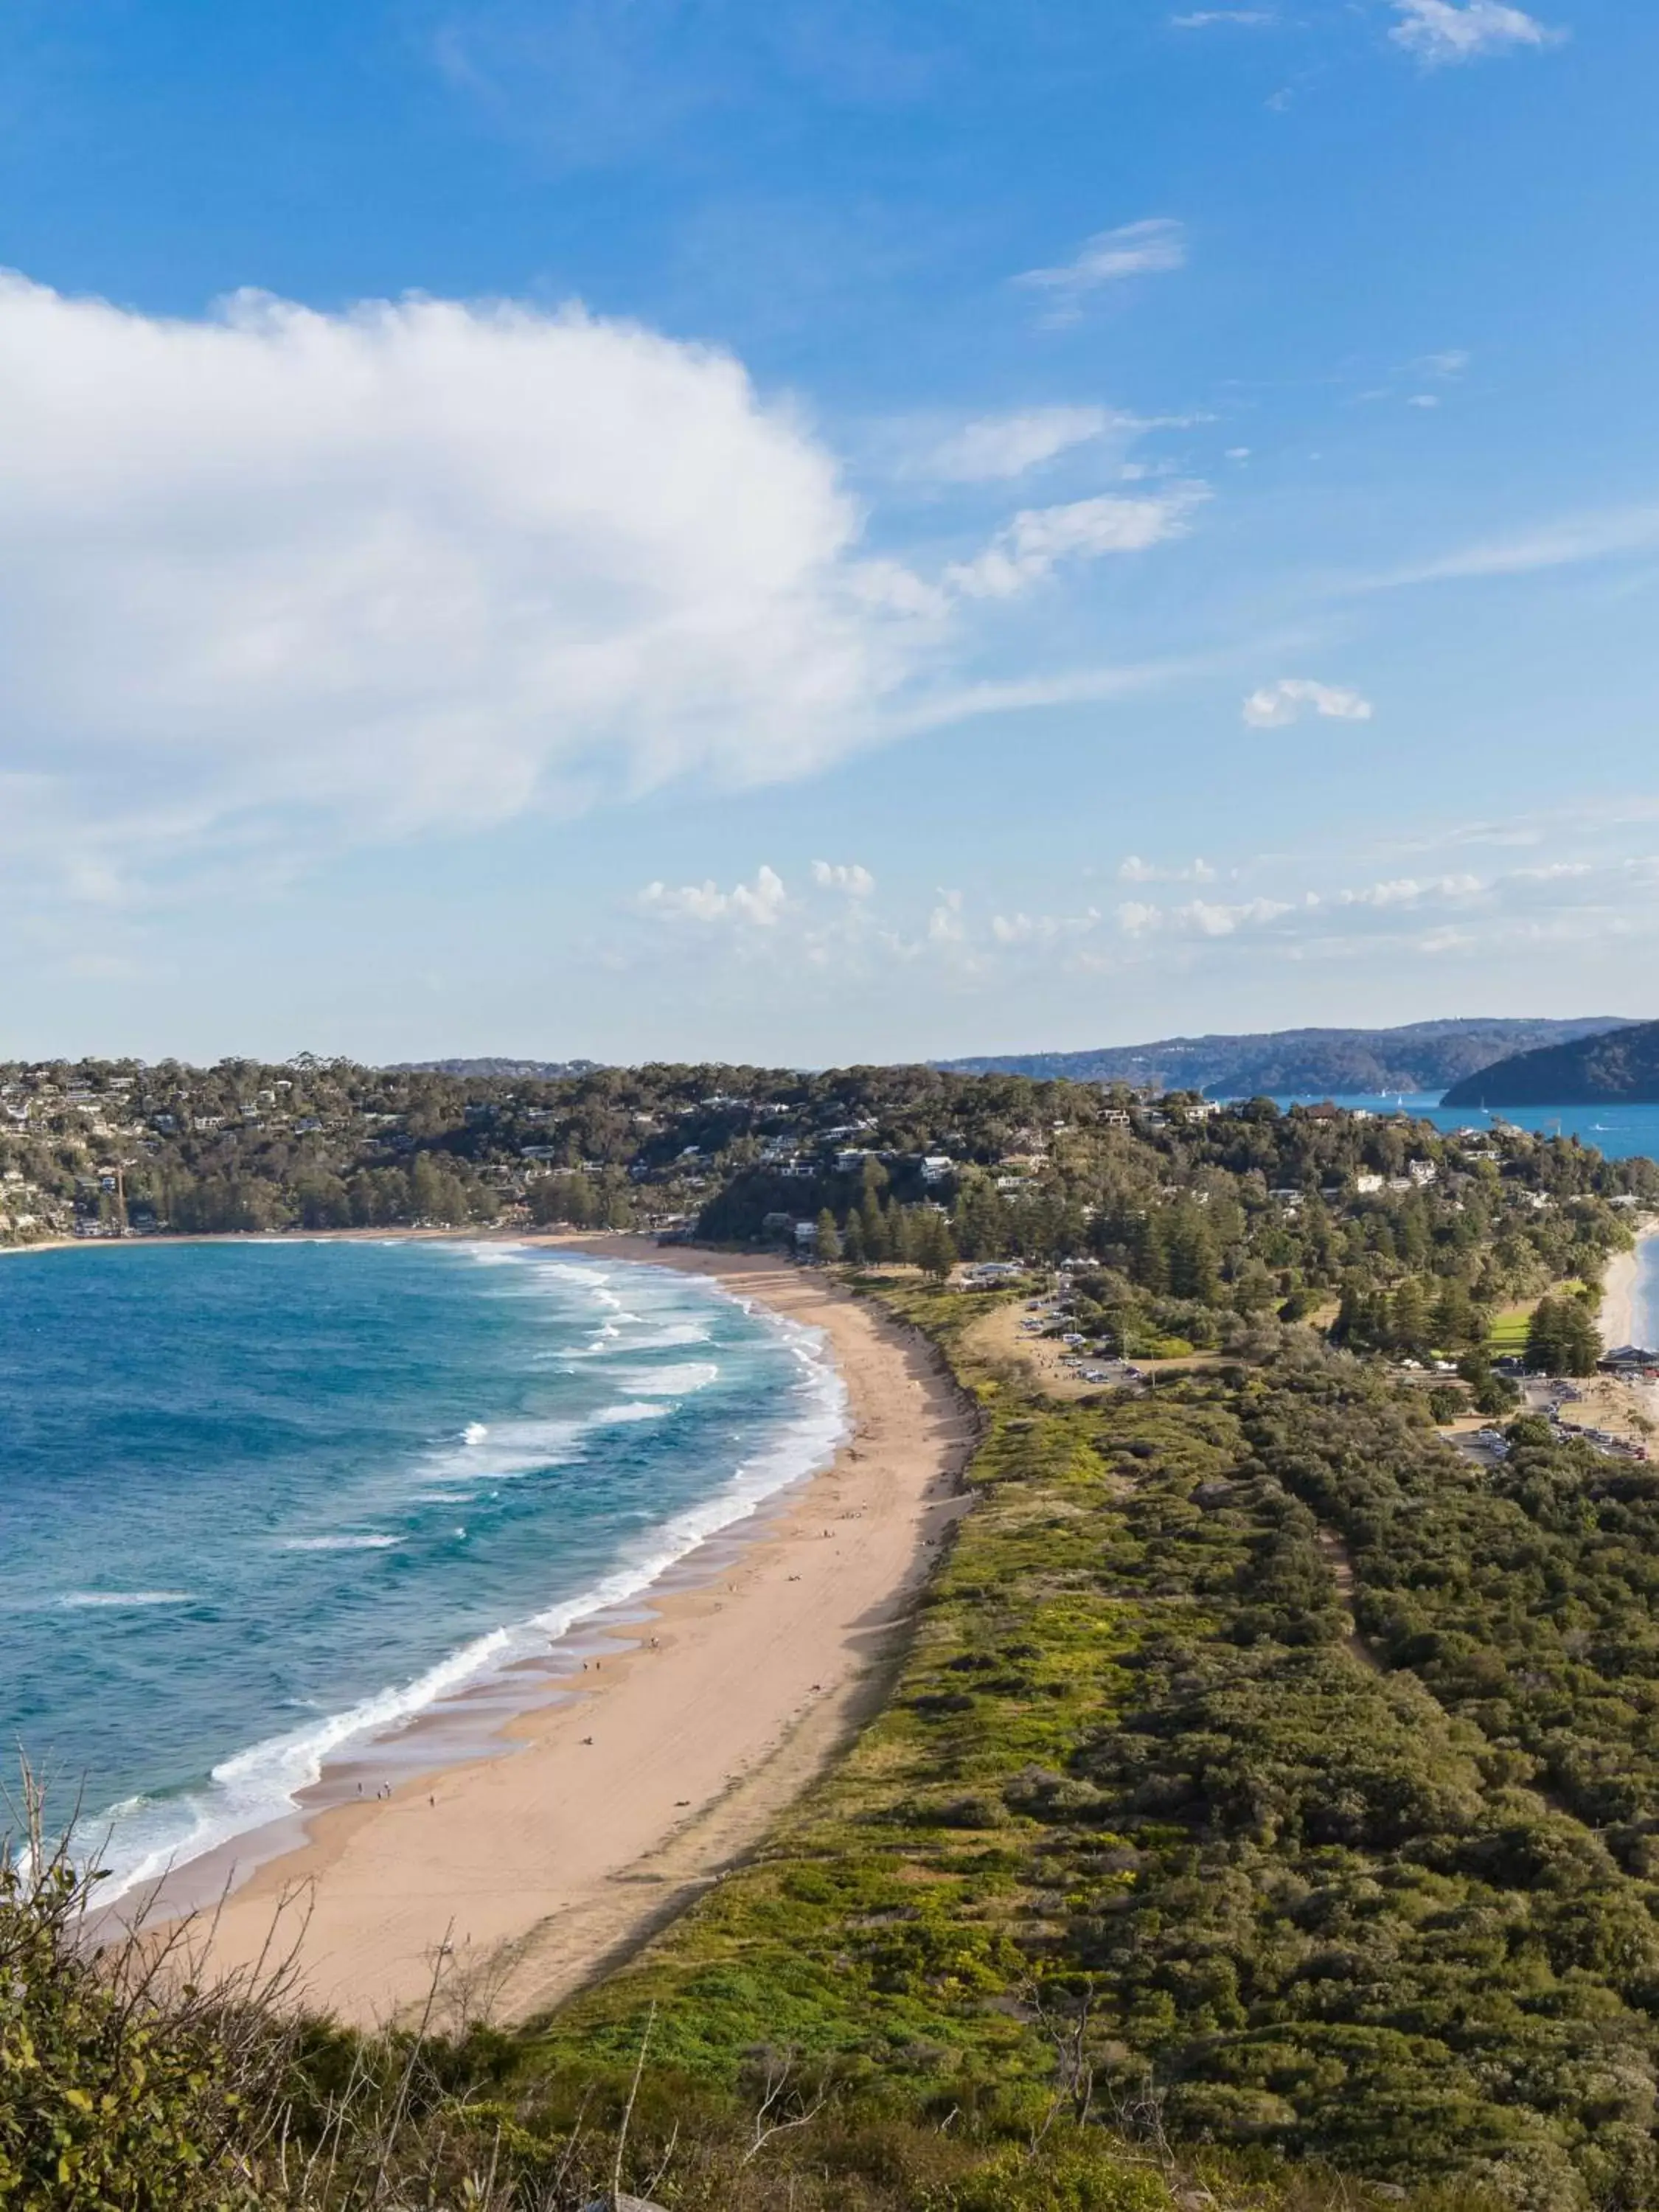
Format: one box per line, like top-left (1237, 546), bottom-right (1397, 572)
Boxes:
top-left (1441, 1019), bottom-right (1659, 1106)
top-left (941, 1018), bottom-right (1635, 1099)
top-left (386, 1057), bottom-right (604, 1079)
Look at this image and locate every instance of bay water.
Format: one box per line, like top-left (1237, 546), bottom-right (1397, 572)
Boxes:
top-left (1266, 1093), bottom-right (1659, 1163)
top-left (0, 1240), bottom-right (844, 1896)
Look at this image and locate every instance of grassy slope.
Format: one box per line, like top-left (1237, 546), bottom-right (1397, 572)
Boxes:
top-left (522, 1287), bottom-right (1507, 2211)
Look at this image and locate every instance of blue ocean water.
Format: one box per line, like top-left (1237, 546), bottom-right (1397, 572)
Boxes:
top-left (0, 1241), bottom-right (843, 1893)
top-left (1267, 1094), bottom-right (1659, 1164)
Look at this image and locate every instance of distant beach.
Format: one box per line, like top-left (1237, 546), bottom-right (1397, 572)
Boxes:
top-left (178, 1239), bottom-right (974, 2028)
top-left (1601, 1223), bottom-right (1659, 1351)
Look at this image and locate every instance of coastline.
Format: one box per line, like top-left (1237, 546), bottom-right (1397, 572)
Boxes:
top-left (1600, 1220), bottom-right (1658, 1349)
top-left (160, 1237), bottom-right (975, 2028)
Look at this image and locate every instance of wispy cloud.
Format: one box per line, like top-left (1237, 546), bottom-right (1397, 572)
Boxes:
top-left (888, 657), bottom-right (1186, 737)
top-left (1170, 9), bottom-right (1277, 24)
top-left (947, 489), bottom-right (1205, 599)
top-left (1371, 505), bottom-right (1659, 588)
top-left (1242, 678), bottom-right (1374, 728)
top-left (1015, 219), bottom-right (1187, 324)
top-left (919, 406), bottom-right (1113, 482)
top-left (1390, 1), bottom-right (1562, 66)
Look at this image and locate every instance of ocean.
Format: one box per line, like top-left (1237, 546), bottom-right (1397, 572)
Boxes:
top-left (1267, 1094), bottom-right (1659, 1164)
top-left (0, 1240), bottom-right (844, 1896)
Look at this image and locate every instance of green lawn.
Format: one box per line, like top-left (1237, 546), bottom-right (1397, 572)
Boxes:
top-left (1487, 1307), bottom-right (1533, 1354)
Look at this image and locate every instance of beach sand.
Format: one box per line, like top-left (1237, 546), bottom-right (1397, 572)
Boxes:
top-left (182, 1240), bottom-right (975, 2029)
top-left (1600, 1222), bottom-right (1658, 1351)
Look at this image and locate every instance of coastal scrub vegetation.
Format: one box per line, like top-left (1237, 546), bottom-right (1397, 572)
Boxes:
top-left (532, 1298), bottom-right (1659, 2209)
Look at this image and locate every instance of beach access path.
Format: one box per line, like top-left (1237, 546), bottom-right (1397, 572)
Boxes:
top-left (189, 1239), bottom-right (975, 2030)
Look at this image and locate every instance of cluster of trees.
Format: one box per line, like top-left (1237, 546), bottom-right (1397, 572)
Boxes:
top-left (1247, 1363), bottom-right (1659, 1845)
top-left (1329, 1271), bottom-right (1486, 1354)
top-left (813, 1192), bottom-right (957, 1278)
top-left (4, 1061), bottom-right (1651, 1343)
top-left (1524, 1291), bottom-right (1604, 1375)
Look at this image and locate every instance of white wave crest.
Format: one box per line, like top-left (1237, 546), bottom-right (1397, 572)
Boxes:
top-left (60, 1590), bottom-right (192, 1610)
top-left (279, 1534), bottom-right (402, 1553)
top-left (86, 1254), bottom-right (849, 1907)
top-left (616, 1360), bottom-right (720, 1398)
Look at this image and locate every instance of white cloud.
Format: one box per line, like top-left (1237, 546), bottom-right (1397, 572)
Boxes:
top-left (1390, 1), bottom-right (1561, 65)
top-left (1171, 9), bottom-right (1276, 23)
top-left (1015, 220), bottom-right (1187, 323)
top-left (1332, 873), bottom-right (1484, 907)
top-left (990, 906), bottom-right (1102, 945)
top-left (947, 490), bottom-right (1204, 599)
top-left (928, 889), bottom-right (967, 945)
top-left (1119, 855), bottom-right (1217, 883)
top-left (922, 406), bottom-right (1112, 482)
top-left (1242, 678), bottom-right (1375, 728)
top-left (1406, 393), bottom-right (1441, 409)
top-left (0, 274), bottom-right (945, 892)
top-left (1115, 894), bottom-right (1293, 938)
top-left (639, 864), bottom-right (788, 926)
top-left (1179, 897), bottom-right (1295, 936)
top-left (810, 859), bottom-right (876, 895)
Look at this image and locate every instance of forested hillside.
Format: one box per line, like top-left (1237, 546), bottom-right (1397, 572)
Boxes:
top-left (1442, 1018), bottom-right (1659, 1107)
top-left (941, 1018), bottom-right (1632, 1097)
top-left (4, 1063), bottom-right (1649, 1371)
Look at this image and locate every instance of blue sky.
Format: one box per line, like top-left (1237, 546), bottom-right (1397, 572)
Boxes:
top-left (1, 0), bottom-right (1655, 1063)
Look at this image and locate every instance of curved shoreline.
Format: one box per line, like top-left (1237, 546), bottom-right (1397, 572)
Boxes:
top-left (1600, 1220), bottom-right (1659, 1349)
top-left (168, 1239), bottom-right (974, 2028)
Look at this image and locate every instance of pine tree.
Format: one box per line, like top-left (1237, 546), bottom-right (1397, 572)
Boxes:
top-left (1526, 1297), bottom-right (1565, 1374)
top-left (1431, 1278), bottom-right (1477, 1352)
top-left (814, 1208), bottom-right (841, 1263)
top-left (917, 1210), bottom-right (957, 1283)
top-left (1557, 1294), bottom-right (1602, 1377)
top-left (1390, 1278), bottom-right (1430, 1357)
top-left (859, 1194), bottom-right (888, 1262)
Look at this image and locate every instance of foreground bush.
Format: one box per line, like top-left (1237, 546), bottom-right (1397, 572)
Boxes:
top-left (2, 1786), bottom-right (1461, 2211)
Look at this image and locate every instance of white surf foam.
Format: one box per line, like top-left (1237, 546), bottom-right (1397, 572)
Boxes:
top-left (88, 1259), bottom-right (849, 1907)
top-left (279, 1534), bottom-right (402, 1553)
top-left (616, 1360), bottom-right (720, 1398)
top-left (60, 1590), bottom-right (192, 1610)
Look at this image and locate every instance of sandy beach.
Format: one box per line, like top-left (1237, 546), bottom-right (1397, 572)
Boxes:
top-left (175, 1239), bottom-right (974, 2028)
top-left (1600, 1221), bottom-right (1658, 1350)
